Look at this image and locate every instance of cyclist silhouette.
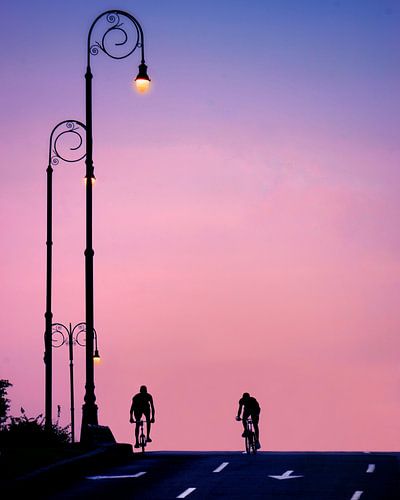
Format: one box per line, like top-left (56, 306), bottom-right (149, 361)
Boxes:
top-left (129, 385), bottom-right (155, 448)
top-left (236, 392), bottom-right (261, 449)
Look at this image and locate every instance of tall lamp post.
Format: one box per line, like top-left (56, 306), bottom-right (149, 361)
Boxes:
top-left (81, 10), bottom-right (150, 441)
top-left (51, 322), bottom-right (100, 443)
top-left (44, 120), bottom-right (86, 431)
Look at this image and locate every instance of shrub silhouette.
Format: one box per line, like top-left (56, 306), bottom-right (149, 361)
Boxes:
top-left (1, 412), bottom-right (70, 447)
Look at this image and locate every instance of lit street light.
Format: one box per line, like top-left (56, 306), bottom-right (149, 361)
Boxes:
top-left (44, 120), bottom-right (86, 431)
top-left (51, 322), bottom-right (100, 443)
top-left (81, 10), bottom-right (150, 442)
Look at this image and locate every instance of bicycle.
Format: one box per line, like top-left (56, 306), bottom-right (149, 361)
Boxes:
top-left (132, 420), bottom-right (147, 453)
top-left (237, 417), bottom-right (257, 454)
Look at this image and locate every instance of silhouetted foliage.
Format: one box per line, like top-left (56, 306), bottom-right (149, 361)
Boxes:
top-left (0, 381), bottom-right (70, 448)
top-left (0, 411), bottom-right (70, 448)
top-left (0, 379), bottom-right (12, 428)
top-left (1, 412), bottom-right (70, 447)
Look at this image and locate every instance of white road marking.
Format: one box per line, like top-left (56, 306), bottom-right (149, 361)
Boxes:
top-left (177, 488), bottom-right (196, 498)
top-left (213, 462), bottom-right (229, 473)
top-left (268, 470), bottom-right (303, 480)
top-left (351, 492), bottom-right (363, 500)
top-left (87, 472), bottom-right (146, 480)
top-left (366, 464), bottom-right (375, 473)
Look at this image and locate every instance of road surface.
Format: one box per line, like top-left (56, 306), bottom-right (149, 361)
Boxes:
top-left (48, 451), bottom-right (399, 499)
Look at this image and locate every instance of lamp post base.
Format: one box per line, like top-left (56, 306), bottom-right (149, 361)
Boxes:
top-left (80, 423), bottom-right (117, 446)
top-left (80, 403), bottom-right (98, 444)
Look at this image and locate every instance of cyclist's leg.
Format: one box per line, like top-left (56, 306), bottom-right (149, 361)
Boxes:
top-left (144, 410), bottom-right (151, 440)
top-left (134, 410), bottom-right (143, 447)
top-left (252, 412), bottom-right (260, 446)
top-left (242, 410), bottom-right (250, 436)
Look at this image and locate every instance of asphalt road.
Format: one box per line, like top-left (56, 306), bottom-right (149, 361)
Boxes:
top-left (47, 451), bottom-right (399, 499)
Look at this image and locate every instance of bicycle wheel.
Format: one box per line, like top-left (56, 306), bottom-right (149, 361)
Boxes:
top-left (249, 432), bottom-right (257, 454)
top-left (245, 433), bottom-right (251, 453)
top-left (140, 433), bottom-right (146, 453)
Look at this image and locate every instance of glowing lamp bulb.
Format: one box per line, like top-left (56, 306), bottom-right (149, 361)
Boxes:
top-left (93, 349), bottom-right (101, 364)
top-left (134, 63), bottom-right (151, 94)
top-left (84, 175), bottom-right (96, 186)
top-left (135, 78), bottom-right (151, 94)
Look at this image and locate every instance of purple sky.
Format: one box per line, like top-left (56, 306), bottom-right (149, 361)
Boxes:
top-left (1, 0), bottom-right (400, 450)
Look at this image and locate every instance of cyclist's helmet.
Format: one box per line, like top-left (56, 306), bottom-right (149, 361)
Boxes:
top-left (242, 392), bottom-right (250, 400)
top-left (140, 385), bottom-right (147, 393)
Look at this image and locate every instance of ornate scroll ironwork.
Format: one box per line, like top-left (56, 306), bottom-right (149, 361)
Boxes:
top-left (51, 323), bottom-right (69, 348)
top-left (50, 322), bottom-right (97, 348)
top-left (49, 120), bottom-right (86, 167)
top-left (88, 10), bottom-right (144, 61)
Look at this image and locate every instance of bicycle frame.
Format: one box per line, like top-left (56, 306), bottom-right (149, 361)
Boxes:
top-left (244, 418), bottom-right (257, 454)
top-left (133, 420), bottom-right (147, 453)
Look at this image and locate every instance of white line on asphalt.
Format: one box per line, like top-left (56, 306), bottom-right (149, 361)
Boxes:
top-left (350, 492), bottom-right (363, 500)
top-left (213, 462), bottom-right (229, 473)
top-left (366, 464), bottom-right (375, 473)
top-left (177, 487), bottom-right (196, 498)
top-left (87, 472), bottom-right (147, 480)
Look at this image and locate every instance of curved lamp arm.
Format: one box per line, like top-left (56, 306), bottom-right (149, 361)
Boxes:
top-left (86, 10), bottom-right (150, 90)
top-left (48, 120), bottom-right (86, 168)
top-left (49, 321), bottom-right (99, 358)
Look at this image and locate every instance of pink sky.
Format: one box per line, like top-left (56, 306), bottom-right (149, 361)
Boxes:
top-left (1, 0), bottom-right (400, 450)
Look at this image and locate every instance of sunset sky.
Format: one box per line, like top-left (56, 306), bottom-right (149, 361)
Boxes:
top-left (1, 0), bottom-right (400, 451)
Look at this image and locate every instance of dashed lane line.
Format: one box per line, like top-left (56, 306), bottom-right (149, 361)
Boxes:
top-left (350, 492), bottom-right (363, 500)
top-left (87, 472), bottom-right (147, 480)
top-left (213, 462), bottom-right (229, 473)
top-left (177, 487), bottom-right (196, 498)
top-left (366, 464), bottom-right (375, 473)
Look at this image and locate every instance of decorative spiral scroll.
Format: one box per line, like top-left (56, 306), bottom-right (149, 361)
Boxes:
top-left (51, 324), bottom-right (68, 348)
top-left (50, 121), bottom-right (86, 166)
top-left (89, 11), bottom-right (141, 60)
top-left (49, 322), bottom-right (97, 349)
top-left (74, 323), bottom-right (88, 347)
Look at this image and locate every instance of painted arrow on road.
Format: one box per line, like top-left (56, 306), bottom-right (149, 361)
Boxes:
top-left (268, 470), bottom-right (303, 480)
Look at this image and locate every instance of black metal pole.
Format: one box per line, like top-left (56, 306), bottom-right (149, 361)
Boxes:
top-left (80, 10), bottom-right (148, 442)
top-left (81, 62), bottom-right (98, 443)
top-left (45, 121), bottom-right (86, 433)
top-left (44, 161), bottom-right (53, 431)
top-left (68, 323), bottom-right (75, 443)
top-left (52, 321), bottom-right (94, 443)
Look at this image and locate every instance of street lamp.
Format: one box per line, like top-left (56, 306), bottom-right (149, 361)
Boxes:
top-left (51, 322), bottom-right (100, 443)
top-left (81, 10), bottom-right (150, 442)
top-left (44, 120), bottom-right (86, 431)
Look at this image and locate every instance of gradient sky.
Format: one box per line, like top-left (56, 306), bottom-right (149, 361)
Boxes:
top-left (1, 0), bottom-right (400, 451)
